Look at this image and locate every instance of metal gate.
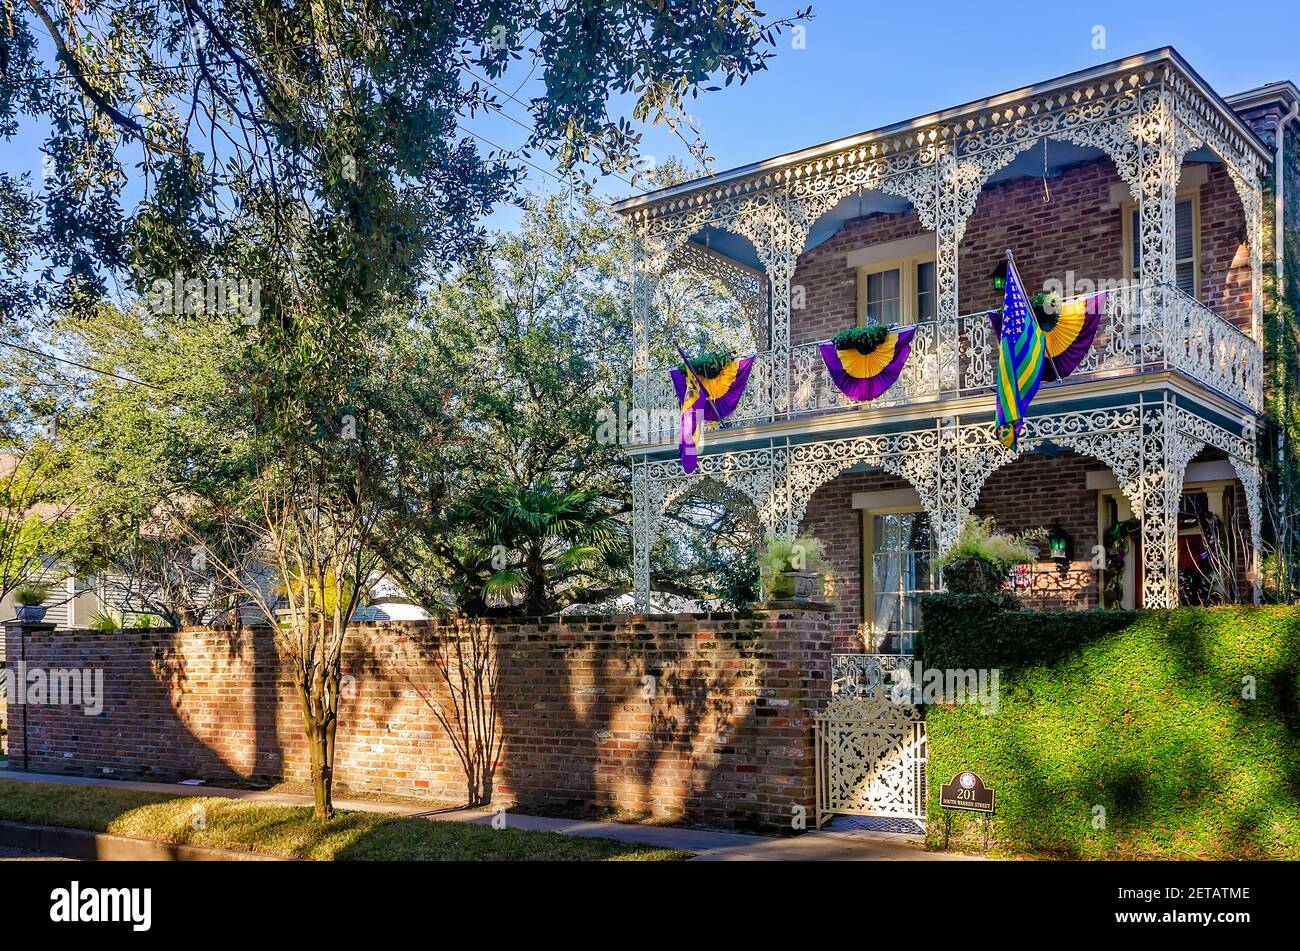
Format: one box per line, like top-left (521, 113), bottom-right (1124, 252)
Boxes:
top-left (814, 654), bottom-right (926, 830)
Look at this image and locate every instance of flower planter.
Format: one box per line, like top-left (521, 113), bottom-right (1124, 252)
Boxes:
top-left (940, 556), bottom-right (1008, 595)
top-left (15, 603), bottom-right (48, 623)
top-left (777, 570), bottom-right (818, 602)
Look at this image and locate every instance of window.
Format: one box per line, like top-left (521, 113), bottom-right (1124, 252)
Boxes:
top-left (863, 509), bottom-right (936, 654)
top-left (857, 253), bottom-right (936, 325)
top-left (1125, 195), bottom-right (1199, 297)
top-left (864, 267), bottom-right (901, 323)
top-left (916, 260), bottom-right (936, 320)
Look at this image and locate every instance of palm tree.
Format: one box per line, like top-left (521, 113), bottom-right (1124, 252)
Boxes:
top-left (452, 481), bottom-right (626, 615)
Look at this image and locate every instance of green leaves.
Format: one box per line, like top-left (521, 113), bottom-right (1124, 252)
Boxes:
top-left (922, 601), bottom-right (1300, 858)
top-left (832, 324), bottom-right (890, 354)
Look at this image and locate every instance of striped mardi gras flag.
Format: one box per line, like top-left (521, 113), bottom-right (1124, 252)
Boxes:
top-left (819, 326), bottom-right (917, 402)
top-left (670, 356), bottom-right (754, 473)
top-left (994, 254), bottom-right (1045, 449)
top-left (989, 291), bottom-right (1106, 382)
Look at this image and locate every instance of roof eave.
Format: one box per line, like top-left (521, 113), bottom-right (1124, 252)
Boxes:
top-left (613, 46), bottom-right (1271, 216)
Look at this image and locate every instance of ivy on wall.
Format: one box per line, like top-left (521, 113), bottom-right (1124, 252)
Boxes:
top-left (1260, 124), bottom-right (1300, 602)
top-left (919, 595), bottom-right (1300, 858)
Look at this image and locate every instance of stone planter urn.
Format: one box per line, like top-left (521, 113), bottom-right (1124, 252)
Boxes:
top-left (778, 570), bottom-right (818, 602)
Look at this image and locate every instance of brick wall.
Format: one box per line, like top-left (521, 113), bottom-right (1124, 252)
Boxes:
top-left (789, 154), bottom-right (1253, 344)
top-left (1, 607), bottom-right (831, 834)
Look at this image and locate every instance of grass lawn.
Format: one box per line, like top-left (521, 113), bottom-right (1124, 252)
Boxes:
top-left (0, 779), bottom-right (689, 861)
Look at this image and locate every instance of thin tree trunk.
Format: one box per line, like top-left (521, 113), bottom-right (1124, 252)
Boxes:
top-left (300, 683), bottom-right (334, 819)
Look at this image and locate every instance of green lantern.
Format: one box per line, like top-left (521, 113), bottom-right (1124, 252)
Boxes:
top-left (989, 260), bottom-right (1008, 292)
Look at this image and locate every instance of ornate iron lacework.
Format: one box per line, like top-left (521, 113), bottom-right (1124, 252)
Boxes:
top-left (625, 61), bottom-right (1266, 612)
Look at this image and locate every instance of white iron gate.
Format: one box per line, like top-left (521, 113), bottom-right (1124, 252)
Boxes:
top-left (814, 654), bottom-right (926, 829)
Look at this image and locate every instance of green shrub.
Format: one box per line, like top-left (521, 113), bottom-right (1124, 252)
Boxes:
top-left (920, 601), bottom-right (1300, 859)
top-left (934, 516), bottom-right (1035, 594)
top-left (89, 607), bottom-right (124, 631)
top-left (14, 582), bottom-right (51, 606)
top-left (918, 593), bottom-right (1134, 669)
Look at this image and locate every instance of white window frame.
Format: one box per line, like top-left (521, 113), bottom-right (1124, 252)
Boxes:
top-left (1122, 189), bottom-right (1201, 298)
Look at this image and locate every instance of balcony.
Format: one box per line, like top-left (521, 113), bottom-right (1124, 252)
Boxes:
top-left (632, 283), bottom-right (1261, 447)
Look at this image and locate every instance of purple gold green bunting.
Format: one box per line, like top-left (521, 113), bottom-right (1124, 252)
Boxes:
top-left (988, 292), bottom-right (1105, 382)
top-left (670, 356), bottom-right (755, 472)
top-left (818, 326), bottom-right (916, 402)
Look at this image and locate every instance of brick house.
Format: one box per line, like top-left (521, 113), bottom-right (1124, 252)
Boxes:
top-left (615, 48), bottom-right (1299, 654)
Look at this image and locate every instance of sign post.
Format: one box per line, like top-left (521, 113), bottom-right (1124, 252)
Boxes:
top-left (939, 771), bottom-right (995, 849)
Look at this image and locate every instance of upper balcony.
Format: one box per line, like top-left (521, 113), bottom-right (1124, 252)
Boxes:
top-left (630, 282), bottom-right (1260, 446)
top-left (616, 48), bottom-right (1271, 452)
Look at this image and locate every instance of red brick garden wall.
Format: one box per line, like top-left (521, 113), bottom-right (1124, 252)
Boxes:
top-left (2, 608), bottom-right (831, 833)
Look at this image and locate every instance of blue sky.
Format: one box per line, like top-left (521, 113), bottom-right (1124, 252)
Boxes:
top-left (473, 0), bottom-right (1300, 227)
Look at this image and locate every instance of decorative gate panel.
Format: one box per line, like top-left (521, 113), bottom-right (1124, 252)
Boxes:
top-left (814, 655), bottom-right (926, 829)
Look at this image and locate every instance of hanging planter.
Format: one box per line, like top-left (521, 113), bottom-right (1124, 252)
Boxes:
top-left (819, 323), bottom-right (917, 401)
top-left (678, 349), bottom-right (734, 381)
top-left (985, 277), bottom-right (1107, 383)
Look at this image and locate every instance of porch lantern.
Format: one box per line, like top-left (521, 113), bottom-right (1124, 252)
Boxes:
top-left (989, 260), bottom-right (1008, 292)
top-left (1046, 521), bottom-right (1073, 573)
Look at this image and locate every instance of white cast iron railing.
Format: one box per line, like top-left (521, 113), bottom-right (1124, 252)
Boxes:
top-left (632, 283), bottom-right (1261, 446)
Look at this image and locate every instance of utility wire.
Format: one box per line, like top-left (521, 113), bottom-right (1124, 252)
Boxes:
top-left (0, 339), bottom-right (167, 392)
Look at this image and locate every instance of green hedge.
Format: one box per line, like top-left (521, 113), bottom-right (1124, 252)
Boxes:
top-left (919, 598), bottom-right (1300, 859)
top-left (917, 593), bottom-right (1135, 669)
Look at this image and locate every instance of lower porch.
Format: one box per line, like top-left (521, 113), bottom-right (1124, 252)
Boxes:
top-left (630, 391), bottom-right (1262, 651)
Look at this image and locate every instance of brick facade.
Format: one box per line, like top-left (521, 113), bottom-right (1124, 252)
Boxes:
top-left (1, 607), bottom-right (831, 834)
top-left (797, 455), bottom-right (1105, 650)
top-left (796, 446), bottom-right (1256, 639)
top-left (789, 155), bottom-right (1252, 344)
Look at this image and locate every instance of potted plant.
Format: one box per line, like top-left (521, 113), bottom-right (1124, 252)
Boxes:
top-left (679, 349), bottom-right (734, 381)
top-left (831, 323), bottom-right (890, 355)
top-left (935, 517), bottom-right (1036, 594)
top-left (758, 534), bottom-right (827, 602)
top-left (1029, 291), bottom-right (1063, 330)
top-left (14, 582), bottom-right (51, 622)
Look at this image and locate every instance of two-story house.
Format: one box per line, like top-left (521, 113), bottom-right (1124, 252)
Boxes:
top-left (615, 48), bottom-right (1298, 654)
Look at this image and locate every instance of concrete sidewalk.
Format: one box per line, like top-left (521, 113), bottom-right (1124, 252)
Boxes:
top-left (0, 769), bottom-right (983, 861)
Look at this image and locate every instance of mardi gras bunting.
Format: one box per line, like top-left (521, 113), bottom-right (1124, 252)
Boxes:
top-left (818, 325), bottom-right (917, 402)
top-left (670, 355), bottom-right (755, 473)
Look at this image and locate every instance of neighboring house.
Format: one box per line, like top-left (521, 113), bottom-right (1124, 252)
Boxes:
top-left (616, 48), bottom-right (1299, 654)
top-left (2, 564), bottom-right (431, 630)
